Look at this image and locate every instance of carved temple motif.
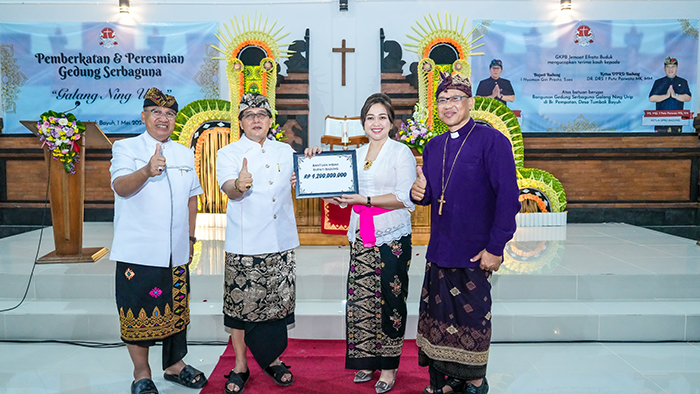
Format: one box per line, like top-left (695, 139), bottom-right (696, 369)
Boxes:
top-left (172, 13), bottom-right (309, 214)
top-left (383, 13), bottom-right (567, 220)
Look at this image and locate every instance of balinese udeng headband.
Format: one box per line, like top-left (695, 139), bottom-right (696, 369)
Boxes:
top-left (238, 93), bottom-right (273, 119)
top-left (490, 59), bottom-right (503, 69)
top-left (664, 56), bottom-right (678, 66)
top-left (435, 71), bottom-right (473, 98)
top-left (143, 87), bottom-right (178, 112)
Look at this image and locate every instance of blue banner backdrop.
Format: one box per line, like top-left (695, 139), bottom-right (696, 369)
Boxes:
top-left (0, 22), bottom-right (218, 134)
top-left (470, 19), bottom-right (698, 132)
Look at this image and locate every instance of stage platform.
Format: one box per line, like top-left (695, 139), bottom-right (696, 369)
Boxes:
top-left (1, 222), bottom-right (699, 343)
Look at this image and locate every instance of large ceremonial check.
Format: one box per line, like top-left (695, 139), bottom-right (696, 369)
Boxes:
top-left (294, 151), bottom-right (359, 199)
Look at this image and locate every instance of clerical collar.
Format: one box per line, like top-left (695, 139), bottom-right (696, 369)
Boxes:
top-left (449, 119), bottom-right (475, 139)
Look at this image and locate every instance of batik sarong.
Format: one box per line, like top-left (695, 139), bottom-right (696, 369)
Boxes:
top-left (223, 250), bottom-right (296, 369)
top-left (416, 262), bottom-right (492, 380)
top-left (346, 232), bottom-right (412, 371)
top-left (223, 250), bottom-right (296, 322)
top-left (116, 261), bottom-right (190, 342)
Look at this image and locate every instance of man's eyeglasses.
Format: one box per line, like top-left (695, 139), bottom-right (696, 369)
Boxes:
top-left (437, 95), bottom-right (468, 106)
top-left (149, 109), bottom-right (177, 120)
top-left (241, 112), bottom-right (271, 121)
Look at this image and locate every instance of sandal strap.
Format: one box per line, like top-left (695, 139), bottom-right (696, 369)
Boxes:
top-left (446, 377), bottom-right (466, 392)
top-left (268, 362), bottom-right (291, 379)
top-left (224, 369), bottom-right (250, 382)
top-left (464, 377), bottom-right (489, 394)
top-left (224, 370), bottom-right (249, 394)
top-left (180, 365), bottom-right (204, 384)
top-left (265, 362), bottom-right (293, 386)
top-left (132, 378), bottom-right (158, 394)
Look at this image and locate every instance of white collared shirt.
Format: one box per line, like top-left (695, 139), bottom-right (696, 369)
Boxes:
top-left (109, 132), bottom-right (203, 268)
top-left (347, 139), bottom-right (417, 245)
top-left (217, 135), bottom-right (300, 255)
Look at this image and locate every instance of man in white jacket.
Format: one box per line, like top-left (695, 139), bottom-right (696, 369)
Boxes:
top-left (217, 93), bottom-right (299, 394)
top-left (110, 87), bottom-right (207, 394)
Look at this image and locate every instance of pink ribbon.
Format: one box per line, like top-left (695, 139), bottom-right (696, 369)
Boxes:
top-left (352, 205), bottom-right (391, 247)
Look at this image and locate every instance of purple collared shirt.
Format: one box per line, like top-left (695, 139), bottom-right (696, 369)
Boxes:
top-left (413, 118), bottom-right (521, 268)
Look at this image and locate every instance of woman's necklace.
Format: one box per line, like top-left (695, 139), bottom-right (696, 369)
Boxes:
top-left (439, 123), bottom-right (476, 215)
top-left (363, 139), bottom-right (385, 171)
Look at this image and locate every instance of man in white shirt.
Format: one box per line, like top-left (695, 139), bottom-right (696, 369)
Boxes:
top-left (217, 93), bottom-right (299, 393)
top-left (110, 88), bottom-right (207, 394)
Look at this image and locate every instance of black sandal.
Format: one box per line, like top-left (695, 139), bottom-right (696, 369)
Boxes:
top-left (264, 361), bottom-right (293, 387)
top-left (163, 364), bottom-right (208, 389)
top-left (425, 363), bottom-right (448, 394)
top-left (446, 377), bottom-right (466, 393)
top-left (464, 377), bottom-right (489, 394)
top-left (224, 369), bottom-right (250, 394)
top-left (131, 378), bottom-right (159, 394)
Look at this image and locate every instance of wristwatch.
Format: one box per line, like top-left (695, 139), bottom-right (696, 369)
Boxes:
top-left (189, 236), bottom-right (197, 243)
top-left (366, 196), bottom-right (372, 207)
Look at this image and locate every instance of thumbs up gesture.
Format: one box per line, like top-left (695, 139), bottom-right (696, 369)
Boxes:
top-left (411, 166), bottom-right (427, 201)
top-left (147, 144), bottom-right (166, 177)
top-left (237, 157), bottom-right (253, 191)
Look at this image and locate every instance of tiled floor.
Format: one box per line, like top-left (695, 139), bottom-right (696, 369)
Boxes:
top-left (1, 341), bottom-right (699, 393)
top-left (1, 222), bottom-right (700, 393)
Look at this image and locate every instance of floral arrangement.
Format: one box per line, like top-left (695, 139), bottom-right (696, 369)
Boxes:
top-left (395, 104), bottom-right (437, 154)
top-left (267, 123), bottom-right (286, 142)
top-left (36, 110), bottom-right (86, 174)
top-left (395, 118), bottom-right (435, 154)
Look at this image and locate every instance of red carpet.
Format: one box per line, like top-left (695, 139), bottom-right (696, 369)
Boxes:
top-left (200, 338), bottom-right (429, 394)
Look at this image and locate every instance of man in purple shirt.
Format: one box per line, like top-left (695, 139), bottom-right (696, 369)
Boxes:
top-left (411, 72), bottom-right (520, 394)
